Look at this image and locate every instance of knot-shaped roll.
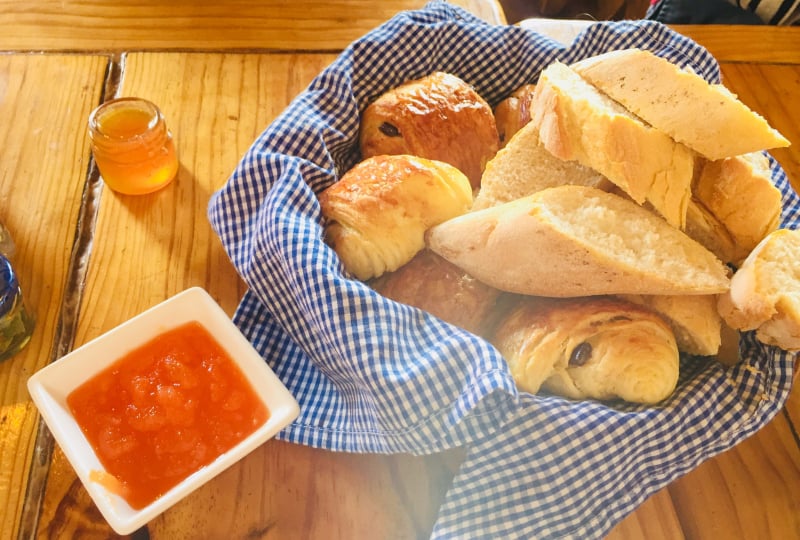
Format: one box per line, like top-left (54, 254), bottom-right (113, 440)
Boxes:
top-left (319, 154), bottom-right (473, 281)
top-left (491, 296), bottom-right (680, 404)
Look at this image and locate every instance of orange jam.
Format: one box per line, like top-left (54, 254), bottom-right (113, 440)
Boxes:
top-left (67, 321), bottom-right (269, 509)
top-left (88, 97), bottom-right (179, 195)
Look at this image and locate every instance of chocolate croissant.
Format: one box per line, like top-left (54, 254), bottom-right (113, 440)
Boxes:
top-left (493, 84), bottom-right (537, 148)
top-left (370, 249), bottom-right (501, 336)
top-left (359, 72), bottom-right (499, 190)
top-left (318, 154), bottom-right (473, 281)
top-left (491, 296), bottom-right (679, 404)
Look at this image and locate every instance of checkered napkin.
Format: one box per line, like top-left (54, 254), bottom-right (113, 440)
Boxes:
top-left (208, 2), bottom-right (799, 537)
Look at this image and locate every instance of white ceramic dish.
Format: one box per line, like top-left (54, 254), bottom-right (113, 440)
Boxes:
top-left (27, 287), bottom-right (300, 535)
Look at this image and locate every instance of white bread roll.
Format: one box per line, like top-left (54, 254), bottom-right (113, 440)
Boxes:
top-left (717, 228), bottom-right (800, 351)
top-left (492, 296), bottom-right (679, 404)
top-left (473, 120), bottom-right (610, 211)
top-left (319, 154), bottom-right (473, 281)
top-left (426, 185), bottom-right (731, 298)
top-left (694, 152), bottom-right (782, 264)
top-left (572, 48), bottom-right (790, 161)
top-left (530, 61), bottom-right (695, 229)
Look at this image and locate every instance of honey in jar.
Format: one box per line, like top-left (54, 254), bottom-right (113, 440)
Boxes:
top-left (88, 97), bottom-right (179, 195)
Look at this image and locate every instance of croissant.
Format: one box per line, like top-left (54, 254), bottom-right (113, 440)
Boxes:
top-left (491, 296), bottom-right (679, 404)
top-left (370, 249), bottom-right (501, 336)
top-left (318, 154), bottom-right (473, 281)
top-left (359, 72), bottom-right (499, 190)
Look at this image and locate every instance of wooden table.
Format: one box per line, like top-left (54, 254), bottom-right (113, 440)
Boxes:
top-left (0, 2), bottom-right (797, 539)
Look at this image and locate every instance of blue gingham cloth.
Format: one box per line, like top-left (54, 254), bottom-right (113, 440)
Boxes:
top-left (208, 3), bottom-right (799, 537)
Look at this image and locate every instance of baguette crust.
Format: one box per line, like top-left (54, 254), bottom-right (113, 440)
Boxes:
top-left (694, 152), bottom-right (782, 264)
top-left (572, 49), bottom-right (790, 160)
top-left (531, 61), bottom-right (694, 229)
top-left (426, 185), bottom-right (731, 298)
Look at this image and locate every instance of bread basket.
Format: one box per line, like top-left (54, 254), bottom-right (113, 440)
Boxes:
top-left (208, 3), bottom-right (798, 537)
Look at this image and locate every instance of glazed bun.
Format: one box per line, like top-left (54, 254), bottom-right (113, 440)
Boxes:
top-left (359, 72), bottom-right (500, 190)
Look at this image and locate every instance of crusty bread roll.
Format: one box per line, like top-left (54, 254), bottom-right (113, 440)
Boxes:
top-left (319, 154), bottom-right (473, 280)
top-left (694, 152), bottom-right (782, 264)
top-left (359, 72), bottom-right (499, 190)
top-left (473, 118), bottom-right (611, 211)
top-left (619, 294), bottom-right (722, 357)
top-left (426, 185), bottom-right (731, 298)
top-left (717, 228), bottom-right (800, 351)
top-left (572, 48), bottom-right (790, 160)
top-left (370, 249), bottom-right (501, 336)
top-left (491, 296), bottom-right (679, 404)
top-left (493, 84), bottom-right (537, 148)
top-left (530, 61), bottom-right (695, 229)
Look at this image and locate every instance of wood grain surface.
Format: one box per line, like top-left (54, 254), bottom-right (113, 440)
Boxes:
top-left (0, 0), bottom-right (505, 52)
top-left (2, 4), bottom-right (799, 540)
top-left (0, 54), bottom-right (108, 539)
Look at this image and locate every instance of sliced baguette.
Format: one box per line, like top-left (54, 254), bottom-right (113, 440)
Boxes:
top-left (473, 120), bottom-right (611, 210)
top-left (694, 152), bottom-right (782, 264)
top-left (425, 185), bottom-right (731, 298)
top-left (717, 228), bottom-right (800, 351)
top-left (572, 49), bottom-right (790, 160)
top-left (531, 61), bottom-right (694, 229)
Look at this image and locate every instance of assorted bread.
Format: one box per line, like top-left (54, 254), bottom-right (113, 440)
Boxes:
top-left (316, 56), bottom-right (796, 404)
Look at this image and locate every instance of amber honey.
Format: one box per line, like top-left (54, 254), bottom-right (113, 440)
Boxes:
top-left (88, 97), bottom-right (178, 195)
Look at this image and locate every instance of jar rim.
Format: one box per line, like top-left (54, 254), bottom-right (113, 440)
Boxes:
top-left (88, 97), bottom-right (164, 143)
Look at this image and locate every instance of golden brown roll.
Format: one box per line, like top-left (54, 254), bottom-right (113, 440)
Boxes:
top-left (493, 84), bottom-right (537, 148)
top-left (359, 72), bottom-right (500, 190)
top-left (318, 154), bottom-right (473, 281)
top-left (491, 296), bottom-right (680, 404)
top-left (370, 249), bottom-right (501, 336)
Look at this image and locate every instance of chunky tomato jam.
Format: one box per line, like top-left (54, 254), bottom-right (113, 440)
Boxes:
top-left (67, 321), bottom-right (269, 509)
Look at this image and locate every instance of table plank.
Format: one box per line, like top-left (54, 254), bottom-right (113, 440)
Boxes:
top-left (668, 416), bottom-right (800, 538)
top-left (34, 49), bottom-right (461, 539)
top-left (720, 62), bottom-right (800, 194)
top-left (0, 54), bottom-right (107, 539)
top-left (671, 25), bottom-right (800, 64)
top-left (0, 0), bottom-right (505, 52)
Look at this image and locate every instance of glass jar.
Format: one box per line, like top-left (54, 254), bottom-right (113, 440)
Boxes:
top-left (0, 254), bottom-right (35, 362)
top-left (88, 97), bottom-right (179, 195)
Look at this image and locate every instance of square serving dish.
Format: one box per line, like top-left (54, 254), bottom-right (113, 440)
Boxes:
top-left (27, 286), bottom-right (300, 535)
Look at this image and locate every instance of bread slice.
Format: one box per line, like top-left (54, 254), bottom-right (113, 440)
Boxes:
top-left (619, 294), bottom-right (722, 356)
top-left (684, 198), bottom-right (738, 264)
top-left (425, 185), bottom-right (731, 298)
top-left (473, 120), bottom-right (611, 210)
top-left (572, 49), bottom-right (790, 160)
top-left (694, 152), bottom-right (782, 264)
top-left (717, 228), bottom-right (800, 351)
top-left (531, 61), bottom-right (694, 229)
